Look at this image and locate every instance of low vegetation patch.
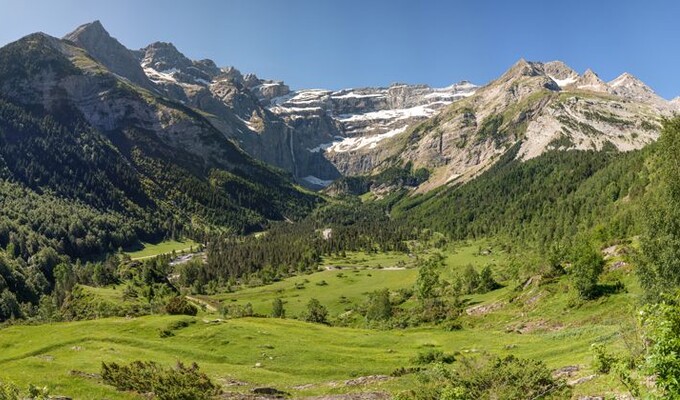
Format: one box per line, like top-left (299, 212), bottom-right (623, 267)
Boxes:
top-left (101, 360), bottom-right (221, 400)
top-left (397, 354), bottom-right (570, 400)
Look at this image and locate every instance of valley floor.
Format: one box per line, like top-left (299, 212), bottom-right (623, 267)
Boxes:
top-left (0, 242), bottom-right (640, 399)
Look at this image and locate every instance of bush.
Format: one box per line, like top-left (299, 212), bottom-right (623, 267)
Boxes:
top-left (478, 265), bottom-right (501, 293)
top-left (591, 342), bottom-right (616, 374)
top-left (220, 302), bottom-right (254, 318)
top-left (159, 318), bottom-right (195, 338)
top-left (413, 349), bottom-right (455, 365)
top-left (397, 354), bottom-right (570, 400)
top-left (165, 297), bottom-right (198, 316)
top-left (365, 289), bottom-right (392, 322)
top-left (301, 298), bottom-right (328, 324)
top-left (641, 301), bottom-right (680, 397)
top-left (0, 380), bottom-right (50, 400)
top-left (570, 240), bottom-right (604, 299)
top-left (101, 360), bottom-right (221, 400)
top-left (271, 298), bottom-right (285, 318)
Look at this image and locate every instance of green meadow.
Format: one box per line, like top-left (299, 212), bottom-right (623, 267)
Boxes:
top-left (0, 241), bottom-right (639, 398)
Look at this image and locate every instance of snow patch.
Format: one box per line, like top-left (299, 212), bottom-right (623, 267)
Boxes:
top-left (307, 142), bottom-right (334, 153)
top-left (331, 91), bottom-right (386, 99)
top-left (548, 74), bottom-right (577, 88)
top-left (328, 126), bottom-right (408, 153)
top-left (144, 67), bottom-right (178, 83)
top-left (337, 105), bottom-right (441, 123)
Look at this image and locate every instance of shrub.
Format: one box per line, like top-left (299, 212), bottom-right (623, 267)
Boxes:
top-left (591, 342), bottom-right (616, 374)
top-left (397, 354), bottom-right (570, 400)
top-left (221, 303), bottom-right (254, 318)
top-left (570, 240), bottom-right (604, 299)
top-left (159, 329), bottom-right (174, 338)
top-left (413, 349), bottom-right (455, 365)
top-left (302, 298), bottom-right (328, 324)
top-left (101, 360), bottom-right (221, 400)
top-left (165, 297), bottom-right (198, 316)
top-left (365, 289), bottom-right (392, 322)
top-left (641, 301), bottom-right (680, 397)
top-left (478, 265), bottom-right (501, 293)
top-left (271, 298), bottom-right (285, 318)
top-left (0, 380), bottom-right (50, 400)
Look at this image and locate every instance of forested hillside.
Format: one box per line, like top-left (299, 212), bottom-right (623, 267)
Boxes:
top-left (0, 33), bottom-right (320, 318)
top-left (392, 143), bottom-right (650, 248)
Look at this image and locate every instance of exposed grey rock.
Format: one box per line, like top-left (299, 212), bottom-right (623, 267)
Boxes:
top-left (574, 68), bottom-right (610, 92)
top-left (543, 60), bottom-right (579, 81)
top-left (63, 21), bottom-right (154, 90)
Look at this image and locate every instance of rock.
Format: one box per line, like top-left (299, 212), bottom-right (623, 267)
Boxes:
top-left (220, 378), bottom-right (249, 387)
top-left (69, 370), bottom-right (100, 379)
top-left (251, 387), bottom-right (288, 397)
top-left (609, 261), bottom-right (628, 271)
top-left (301, 393), bottom-right (390, 400)
top-left (63, 21), bottom-right (154, 90)
top-left (343, 375), bottom-right (391, 386)
top-left (569, 374), bottom-right (598, 386)
top-left (552, 365), bottom-right (580, 379)
top-left (465, 301), bottom-right (505, 316)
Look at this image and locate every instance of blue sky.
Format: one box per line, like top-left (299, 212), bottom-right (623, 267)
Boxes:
top-left (1, 0), bottom-right (678, 98)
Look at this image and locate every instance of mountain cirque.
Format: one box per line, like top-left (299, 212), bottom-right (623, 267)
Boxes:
top-left (58, 22), bottom-right (679, 191)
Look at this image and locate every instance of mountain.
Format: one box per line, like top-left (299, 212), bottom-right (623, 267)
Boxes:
top-left (0, 28), bottom-right (318, 259)
top-left (130, 39), bottom-right (341, 187)
top-left (63, 21), bottom-right (155, 91)
top-left (328, 59), bottom-right (674, 193)
top-left (671, 97), bottom-right (680, 111)
top-left (130, 38), bottom-right (480, 188)
top-left (608, 72), bottom-right (671, 108)
top-left (267, 81), bottom-right (477, 185)
top-left (126, 29), bottom-right (479, 189)
top-left (6, 21), bottom-right (674, 200)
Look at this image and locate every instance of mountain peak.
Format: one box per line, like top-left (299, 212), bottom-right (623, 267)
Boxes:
top-left (501, 58), bottom-right (544, 80)
top-left (574, 69), bottom-right (609, 93)
top-left (64, 20), bottom-right (109, 43)
top-left (608, 72), bottom-right (668, 105)
top-left (543, 61), bottom-right (578, 79)
top-left (672, 97), bottom-right (680, 109)
top-left (542, 61), bottom-right (579, 88)
top-left (63, 21), bottom-right (153, 90)
top-left (141, 41), bottom-right (192, 72)
top-left (609, 72), bottom-right (645, 88)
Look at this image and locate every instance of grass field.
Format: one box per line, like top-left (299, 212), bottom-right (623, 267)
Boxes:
top-left (0, 242), bottom-right (641, 398)
top-left (124, 239), bottom-right (199, 260)
top-left (0, 313), bottom-right (628, 399)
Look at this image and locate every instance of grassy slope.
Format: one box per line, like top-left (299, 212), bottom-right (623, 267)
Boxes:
top-left (0, 314), bottom-right (624, 399)
top-left (212, 241), bottom-right (502, 317)
top-left (0, 242), bottom-right (639, 398)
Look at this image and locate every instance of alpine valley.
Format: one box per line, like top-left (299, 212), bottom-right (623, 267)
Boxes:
top-left (0, 19), bottom-right (680, 400)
